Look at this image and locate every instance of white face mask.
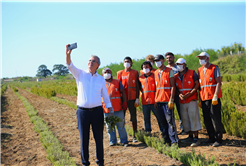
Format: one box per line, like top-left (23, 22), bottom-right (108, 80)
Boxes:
top-left (150, 62), bottom-right (154, 66)
top-left (104, 73), bottom-right (111, 80)
top-left (177, 65), bottom-right (184, 72)
top-left (155, 61), bottom-right (162, 68)
top-left (199, 58), bottom-right (207, 66)
top-left (124, 62), bottom-right (131, 68)
top-left (143, 68), bottom-right (150, 74)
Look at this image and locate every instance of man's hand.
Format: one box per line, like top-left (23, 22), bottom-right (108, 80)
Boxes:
top-left (134, 98), bottom-right (139, 107)
top-left (168, 99), bottom-right (174, 110)
top-left (66, 44), bottom-right (72, 56)
top-left (154, 102), bottom-right (158, 109)
top-left (198, 101), bottom-right (202, 108)
top-left (179, 94), bottom-right (184, 100)
top-left (108, 107), bottom-right (114, 117)
top-left (122, 102), bottom-right (128, 110)
top-left (212, 95), bottom-right (218, 105)
top-left (182, 92), bottom-right (190, 100)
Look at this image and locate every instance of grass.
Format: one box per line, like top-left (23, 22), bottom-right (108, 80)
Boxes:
top-left (10, 86), bottom-right (76, 166)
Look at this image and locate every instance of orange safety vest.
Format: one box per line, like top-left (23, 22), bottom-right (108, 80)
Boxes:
top-left (139, 73), bottom-right (156, 105)
top-left (198, 64), bottom-right (222, 101)
top-left (102, 79), bottom-right (122, 113)
top-left (117, 69), bottom-right (138, 100)
top-left (174, 69), bottom-right (198, 104)
top-left (140, 68), bottom-right (156, 76)
top-left (154, 67), bottom-right (172, 102)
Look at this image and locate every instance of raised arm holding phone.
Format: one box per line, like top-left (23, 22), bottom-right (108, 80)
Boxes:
top-left (66, 44), bottom-right (113, 166)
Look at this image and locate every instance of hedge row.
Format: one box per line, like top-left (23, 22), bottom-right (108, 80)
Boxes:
top-left (220, 82), bottom-right (246, 138)
top-left (1, 84), bottom-right (7, 96)
top-left (10, 86), bottom-right (76, 166)
top-left (31, 86), bottom-right (56, 99)
top-left (125, 125), bottom-right (220, 166)
top-left (221, 74), bottom-right (246, 82)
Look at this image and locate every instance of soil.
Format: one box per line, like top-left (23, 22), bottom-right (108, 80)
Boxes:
top-left (1, 87), bottom-right (52, 166)
top-left (1, 88), bottom-right (246, 166)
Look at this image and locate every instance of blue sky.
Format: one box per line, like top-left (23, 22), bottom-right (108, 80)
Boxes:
top-left (1, 1), bottom-right (245, 78)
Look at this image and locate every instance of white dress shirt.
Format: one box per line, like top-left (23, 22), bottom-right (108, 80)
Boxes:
top-left (67, 62), bottom-right (112, 108)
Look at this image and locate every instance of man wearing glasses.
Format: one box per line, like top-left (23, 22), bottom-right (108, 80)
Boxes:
top-left (66, 45), bottom-right (113, 166)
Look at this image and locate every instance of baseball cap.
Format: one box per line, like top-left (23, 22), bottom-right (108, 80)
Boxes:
top-left (141, 61), bottom-right (153, 69)
top-left (154, 54), bottom-right (164, 61)
top-left (197, 52), bottom-right (209, 57)
top-left (102, 67), bottom-right (111, 74)
top-left (176, 58), bottom-right (186, 64)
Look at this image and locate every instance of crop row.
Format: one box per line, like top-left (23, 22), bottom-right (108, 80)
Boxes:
top-left (18, 86), bottom-right (222, 166)
top-left (9, 81), bottom-right (246, 138)
top-left (9, 85), bottom-right (76, 166)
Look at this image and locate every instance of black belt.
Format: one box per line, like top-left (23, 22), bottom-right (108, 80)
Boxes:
top-left (77, 106), bottom-right (101, 111)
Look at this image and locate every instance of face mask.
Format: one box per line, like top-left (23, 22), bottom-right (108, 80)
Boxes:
top-left (177, 65), bottom-right (184, 72)
top-left (124, 62), bottom-right (131, 68)
top-left (150, 62), bottom-right (154, 66)
top-left (155, 61), bottom-right (162, 68)
top-left (199, 59), bottom-right (207, 65)
top-left (104, 73), bottom-right (111, 80)
top-left (143, 68), bottom-right (150, 74)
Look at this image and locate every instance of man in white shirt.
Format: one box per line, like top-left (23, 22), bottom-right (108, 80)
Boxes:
top-left (66, 45), bottom-right (113, 166)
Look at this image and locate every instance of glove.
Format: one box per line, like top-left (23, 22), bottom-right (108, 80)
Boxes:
top-left (198, 101), bottom-right (202, 108)
top-left (168, 99), bottom-right (174, 110)
top-left (212, 95), bottom-right (218, 105)
top-left (122, 102), bottom-right (128, 110)
top-left (134, 98), bottom-right (139, 108)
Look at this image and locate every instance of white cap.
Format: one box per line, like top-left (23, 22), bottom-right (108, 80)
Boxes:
top-left (197, 52), bottom-right (209, 57)
top-left (176, 58), bottom-right (186, 64)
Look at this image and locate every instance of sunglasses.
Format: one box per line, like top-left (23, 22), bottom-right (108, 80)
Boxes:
top-left (89, 59), bottom-right (97, 63)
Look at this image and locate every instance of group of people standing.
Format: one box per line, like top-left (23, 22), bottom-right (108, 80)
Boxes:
top-left (66, 44), bottom-right (223, 166)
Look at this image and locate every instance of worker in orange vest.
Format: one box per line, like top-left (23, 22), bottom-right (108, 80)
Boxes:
top-left (139, 61), bottom-right (164, 133)
top-left (197, 52), bottom-right (223, 147)
top-left (117, 56), bottom-right (140, 143)
top-left (153, 54), bottom-right (179, 145)
top-left (140, 54), bottom-right (156, 76)
top-left (165, 52), bottom-right (185, 135)
top-left (102, 68), bottom-right (129, 147)
top-left (174, 58), bottom-right (202, 147)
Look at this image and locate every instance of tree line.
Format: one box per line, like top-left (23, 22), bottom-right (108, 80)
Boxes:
top-left (36, 64), bottom-right (69, 78)
top-left (97, 42), bottom-right (245, 77)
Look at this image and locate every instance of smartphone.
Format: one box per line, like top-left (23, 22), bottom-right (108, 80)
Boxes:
top-left (68, 42), bottom-right (77, 50)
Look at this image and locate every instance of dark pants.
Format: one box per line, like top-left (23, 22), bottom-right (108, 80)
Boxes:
top-left (157, 103), bottom-right (179, 144)
top-left (202, 99), bottom-right (223, 143)
top-left (124, 100), bottom-right (137, 122)
top-left (77, 107), bottom-right (104, 166)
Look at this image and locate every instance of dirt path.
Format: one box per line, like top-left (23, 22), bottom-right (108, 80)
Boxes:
top-left (16, 89), bottom-right (184, 165)
top-left (1, 87), bottom-right (52, 166)
top-left (56, 93), bottom-right (246, 166)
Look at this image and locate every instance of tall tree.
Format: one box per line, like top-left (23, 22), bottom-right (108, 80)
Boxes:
top-left (36, 65), bottom-right (52, 78)
top-left (52, 64), bottom-right (69, 76)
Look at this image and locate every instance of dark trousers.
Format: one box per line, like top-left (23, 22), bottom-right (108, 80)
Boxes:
top-left (157, 103), bottom-right (179, 144)
top-left (77, 107), bottom-right (104, 166)
top-left (202, 99), bottom-right (223, 143)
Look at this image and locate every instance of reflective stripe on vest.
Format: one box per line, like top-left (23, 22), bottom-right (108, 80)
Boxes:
top-left (200, 84), bottom-right (217, 88)
top-left (110, 97), bottom-right (121, 99)
top-left (156, 87), bottom-right (171, 90)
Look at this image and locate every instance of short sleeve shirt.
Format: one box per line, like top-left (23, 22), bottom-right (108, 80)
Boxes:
top-left (179, 68), bottom-right (199, 82)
